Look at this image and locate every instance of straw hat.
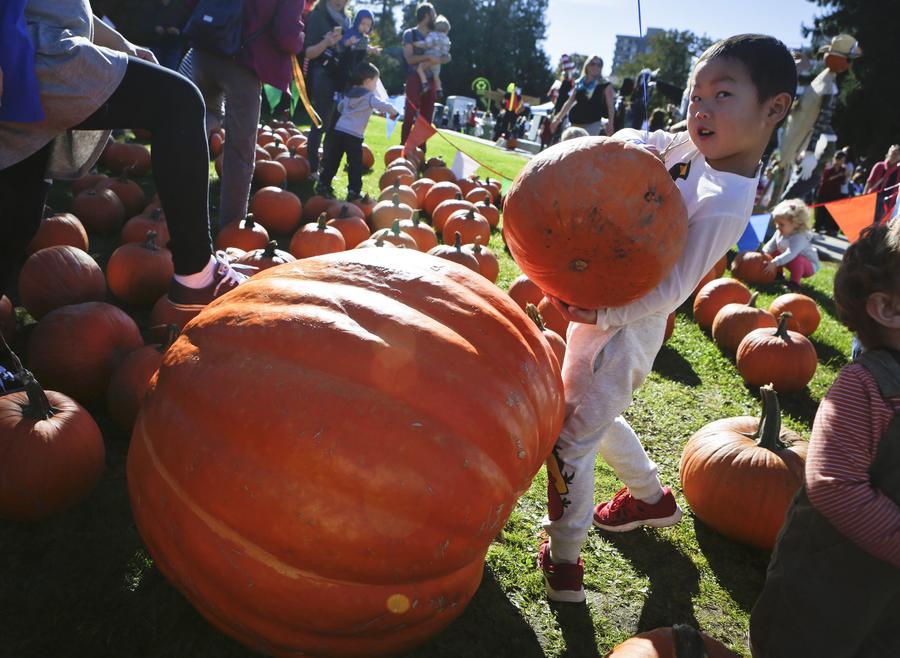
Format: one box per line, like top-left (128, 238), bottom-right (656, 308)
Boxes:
top-left (817, 34), bottom-right (861, 59)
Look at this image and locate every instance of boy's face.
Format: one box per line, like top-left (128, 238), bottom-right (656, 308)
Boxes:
top-left (359, 17), bottom-right (373, 34)
top-left (687, 57), bottom-right (788, 176)
top-left (363, 76), bottom-right (378, 92)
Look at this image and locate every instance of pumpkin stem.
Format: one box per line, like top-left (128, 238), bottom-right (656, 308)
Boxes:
top-left (747, 291), bottom-right (759, 308)
top-left (162, 324), bottom-right (180, 351)
top-left (0, 332), bottom-right (56, 420)
top-left (754, 384), bottom-right (786, 452)
top-left (453, 231), bottom-right (463, 252)
top-left (263, 240), bottom-right (278, 257)
top-left (143, 230), bottom-right (159, 250)
top-left (671, 624), bottom-right (707, 658)
top-left (774, 312), bottom-right (792, 340)
top-left (338, 204), bottom-right (349, 219)
top-left (412, 210), bottom-right (421, 227)
top-left (374, 234), bottom-right (385, 247)
top-left (317, 213), bottom-right (328, 230)
top-left (525, 303), bottom-right (546, 331)
top-left (392, 193), bottom-right (400, 207)
top-left (150, 207), bottom-right (164, 221)
top-left (244, 214), bottom-right (256, 229)
top-left (454, 192), bottom-right (462, 201)
top-left (391, 219), bottom-right (402, 236)
top-left (472, 235), bottom-right (483, 255)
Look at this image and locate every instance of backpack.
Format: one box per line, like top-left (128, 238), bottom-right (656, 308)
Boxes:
top-left (183, 0), bottom-right (244, 57)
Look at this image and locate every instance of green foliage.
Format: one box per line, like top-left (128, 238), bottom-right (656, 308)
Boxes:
top-left (617, 29), bottom-right (714, 91)
top-left (806, 0), bottom-right (900, 160)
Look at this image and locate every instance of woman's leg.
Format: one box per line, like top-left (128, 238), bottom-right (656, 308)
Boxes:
top-left (0, 143), bottom-right (54, 295)
top-left (76, 56), bottom-right (213, 275)
top-left (306, 67), bottom-right (336, 175)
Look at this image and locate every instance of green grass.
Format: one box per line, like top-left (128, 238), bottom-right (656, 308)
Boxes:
top-left (1, 128), bottom-right (852, 658)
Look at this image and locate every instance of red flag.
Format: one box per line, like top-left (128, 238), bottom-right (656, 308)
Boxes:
top-left (402, 115), bottom-right (437, 157)
top-left (824, 194), bottom-right (878, 243)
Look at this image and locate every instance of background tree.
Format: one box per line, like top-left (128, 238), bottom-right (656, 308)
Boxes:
top-left (616, 29), bottom-right (714, 91)
top-left (806, 0), bottom-right (900, 162)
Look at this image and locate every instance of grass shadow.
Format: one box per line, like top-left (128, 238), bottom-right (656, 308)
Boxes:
top-left (798, 284), bottom-right (840, 323)
top-left (809, 336), bottom-right (849, 370)
top-left (744, 383), bottom-right (819, 427)
top-left (692, 518), bottom-right (770, 613)
top-left (550, 601), bottom-right (601, 658)
top-left (595, 528), bottom-right (701, 631)
top-left (406, 565), bottom-right (546, 658)
top-left (652, 344), bottom-right (702, 387)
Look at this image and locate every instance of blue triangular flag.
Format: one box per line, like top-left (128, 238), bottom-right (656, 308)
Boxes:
top-left (736, 222), bottom-right (760, 252)
top-left (385, 116), bottom-right (398, 138)
top-left (749, 213), bottom-right (771, 242)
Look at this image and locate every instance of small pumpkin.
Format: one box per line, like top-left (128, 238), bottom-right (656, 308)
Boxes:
top-left (383, 144), bottom-right (405, 166)
top-left (398, 212), bottom-right (438, 251)
top-left (767, 293), bottom-right (820, 336)
top-left (28, 213), bottom-right (89, 253)
top-left (736, 312), bottom-right (818, 393)
top-left (507, 274), bottom-right (544, 311)
top-left (431, 193), bottom-right (473, 232)
top-left (355, 234), bottom-right (397, 249)
top-left (526, 303), bottom-right (566, 366)
top-left (72, 187), bottom-right (126, 234)
top-left (276, 149), bottom-right (311, 184)
top-left (361, 143), bottom-right (375, 170)
top-left (711, 292), bottom-right (777, 354)
top-left (351, 194), bottom-right (377, 221)
top-left (234, 241), bottom-right (296, 272)
top-left (327, 205), bottom-right (371, 249)
top-left (378, 168), bottom-right (414, 190)
top-left (215, 214), bottom-right (270, 252)
top-left (325, 200), bottom-right (366, 222)
top-left (378, 180), bottom-right (418, 209)
top-left (71, 172), bottom-right (108, 195)
top-left (27, 301), bottom-right (144, 405)
top-left (476, 200), bottom-right (500, 229)
top-left (0, 343), bottom-right (105, 522)
top-left (692, 278), bottom-right (751, 331)
top-left (253, 159), bottom-right (288, 188)
top-left (371, 194), bottom-right (414, 231)
top-left (680, 385), bottom-right (808, 550)
top-left (96, 173), bottom-right (146, 217)
top-left (106, 231), bottom-right (175, 306)
top-left (121, 207), bottom-right (170, 246)
top-left (411, 178), bottom-right (435, 209)
top-left (301, 195), bottom-right (333, 223)
top-left (423, 181), bottom-right (463, 217)
top-left (462, 236), bottom-right (499, 283)
top-left (250, 186), bottom-right (303, 235)
top-left (100, 141), bottom-right (151, 176)
top-left (731, 251), bottom-right (776, 286)
top-left (423, 164), bottom-right (456, 183)
top-left (289, 213), bottom-right (346, 258)
top-left (465, 187), bottom-right (492, 205)
top-left (537, 295), bottom-right (570, 338)
top-left (427, 231), bottom-right (480, 273)
top-left (372, 219), bottom-right (418, 250)
top-left (19, 246), bottom-right (107, 319)
top-left (442, 208), bottom-right (491, 247)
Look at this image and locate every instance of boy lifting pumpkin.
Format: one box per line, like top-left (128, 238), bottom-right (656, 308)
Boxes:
top-left (532, 35), bottom-right (797, 602)
top-left (749, 222), bottom-right (900, 657)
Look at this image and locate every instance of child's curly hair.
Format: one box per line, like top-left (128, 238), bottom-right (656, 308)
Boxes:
top-left (834, 222), bottom-right (900, 350)
top-left (771, 198), bottom-right (812, 233)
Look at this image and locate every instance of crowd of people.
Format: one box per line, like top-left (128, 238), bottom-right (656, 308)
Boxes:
top-left (1, 3), bottom-right (898, 657)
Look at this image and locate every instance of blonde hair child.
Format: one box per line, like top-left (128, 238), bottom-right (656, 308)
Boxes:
top-left (762, 198), bottom-right (821, 290)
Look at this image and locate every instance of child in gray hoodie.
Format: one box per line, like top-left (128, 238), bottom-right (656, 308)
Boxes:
top-left (316, 62), bottom-right (399, 201)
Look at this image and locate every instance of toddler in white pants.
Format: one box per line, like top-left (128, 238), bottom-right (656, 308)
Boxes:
top-left (538, 33), bottom-right (798, 603)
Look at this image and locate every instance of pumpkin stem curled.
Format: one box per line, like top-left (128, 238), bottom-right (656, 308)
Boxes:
top-left (754, 384), bottom-right (786, 452)
top-left (317, 213), bottom-right (328, 229)
top-left (263, 241), bottom-right (278, 257)
top-left (747, 291), bottom-right (759, 308)
top-left (774, 312), bottom-right (792, 339)
top-left (525, 303), bottom-right (546, 331)
top-left (453, 231), bottom-right (463, 251)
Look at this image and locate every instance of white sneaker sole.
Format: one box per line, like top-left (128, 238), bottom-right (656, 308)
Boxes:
top-left (592, 505), bottom-right (683, 533)
top-left (543, 576), bottom-right (586, 603)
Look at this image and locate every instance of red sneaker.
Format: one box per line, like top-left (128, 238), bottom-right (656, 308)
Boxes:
top-left (168, 252), bottom-right (254, 312)
top-left (537, 541), bottom-right (585, 603)
top-left (593, 486), bottom-right (683, 532)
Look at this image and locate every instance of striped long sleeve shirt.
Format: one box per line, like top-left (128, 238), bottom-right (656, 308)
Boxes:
top-left (806, 363), bottom-right (900, 568)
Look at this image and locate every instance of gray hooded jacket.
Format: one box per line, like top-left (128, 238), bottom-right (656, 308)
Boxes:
top-left (335, 87), bottom-right (397, 138)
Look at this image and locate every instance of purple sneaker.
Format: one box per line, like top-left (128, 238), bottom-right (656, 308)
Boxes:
top-left (168, 251), bottom-right (255, 312)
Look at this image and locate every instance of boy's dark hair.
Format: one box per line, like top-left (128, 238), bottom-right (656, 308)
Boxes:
top-left (697, 34), bottom-right (797, 103)
top-left (834, 223), bottom-right (900, 350)
top-left (350, 62), bottom-right (379, 86)
top-left (416, 2), bottom-right (435, 23)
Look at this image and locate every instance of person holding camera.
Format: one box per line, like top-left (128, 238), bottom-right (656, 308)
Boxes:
top-left (549, 55), bottom-right (615, 137)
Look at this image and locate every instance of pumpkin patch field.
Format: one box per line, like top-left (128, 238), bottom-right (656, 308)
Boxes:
top-left (0, 117), bottom-right (853, 657)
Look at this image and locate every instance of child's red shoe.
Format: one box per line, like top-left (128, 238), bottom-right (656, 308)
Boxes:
top-left (537, 541), bottom-right (585, 603)
top-left (593, 486), bottom-right (683, 532)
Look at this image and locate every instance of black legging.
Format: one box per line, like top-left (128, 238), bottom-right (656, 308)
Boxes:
top-left (0, 56), bottom-right (213, 294)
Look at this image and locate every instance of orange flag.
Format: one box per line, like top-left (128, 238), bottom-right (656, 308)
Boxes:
top-left (402, 114), bottom-right (437, 157)
top-left (824, 194), bottom-right (878, 243)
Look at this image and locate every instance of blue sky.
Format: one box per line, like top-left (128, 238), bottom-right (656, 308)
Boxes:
top-left (544, 0), bottom-right (825, 73)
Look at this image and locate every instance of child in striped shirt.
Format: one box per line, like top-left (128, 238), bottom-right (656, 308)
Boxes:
top-left (749, 221), bottom-right (900, 657)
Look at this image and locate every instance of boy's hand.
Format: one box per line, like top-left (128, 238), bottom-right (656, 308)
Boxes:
top-left (545, 295), bottom-right (599, 325)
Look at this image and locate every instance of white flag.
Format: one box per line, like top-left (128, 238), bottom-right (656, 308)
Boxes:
top-left (451, 150), bottom-right (479, 180)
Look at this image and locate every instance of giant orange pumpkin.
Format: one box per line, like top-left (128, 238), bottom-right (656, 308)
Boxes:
top-left (0, 362), bottom-right (105, 522)
top-left (127, 248), bottom-right (564, 657)
top-left (503, 138), bottom-right (688, 308)
top-left (736, 313), bottom-right (817, 393)
top-left (680, 385), bottom-right (808, 550)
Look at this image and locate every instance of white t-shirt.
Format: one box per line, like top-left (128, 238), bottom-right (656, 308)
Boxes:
top-left (595, 129), bottom-right (760, 329)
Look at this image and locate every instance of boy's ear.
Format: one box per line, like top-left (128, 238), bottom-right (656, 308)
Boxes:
top-left (866, 292), bottom-right (900, 330)
top-left (765, 92), bottom-right (793, 124)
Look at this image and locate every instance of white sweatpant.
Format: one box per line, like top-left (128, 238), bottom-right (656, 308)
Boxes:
top-left (542, 312), bottom-right (668, 562)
